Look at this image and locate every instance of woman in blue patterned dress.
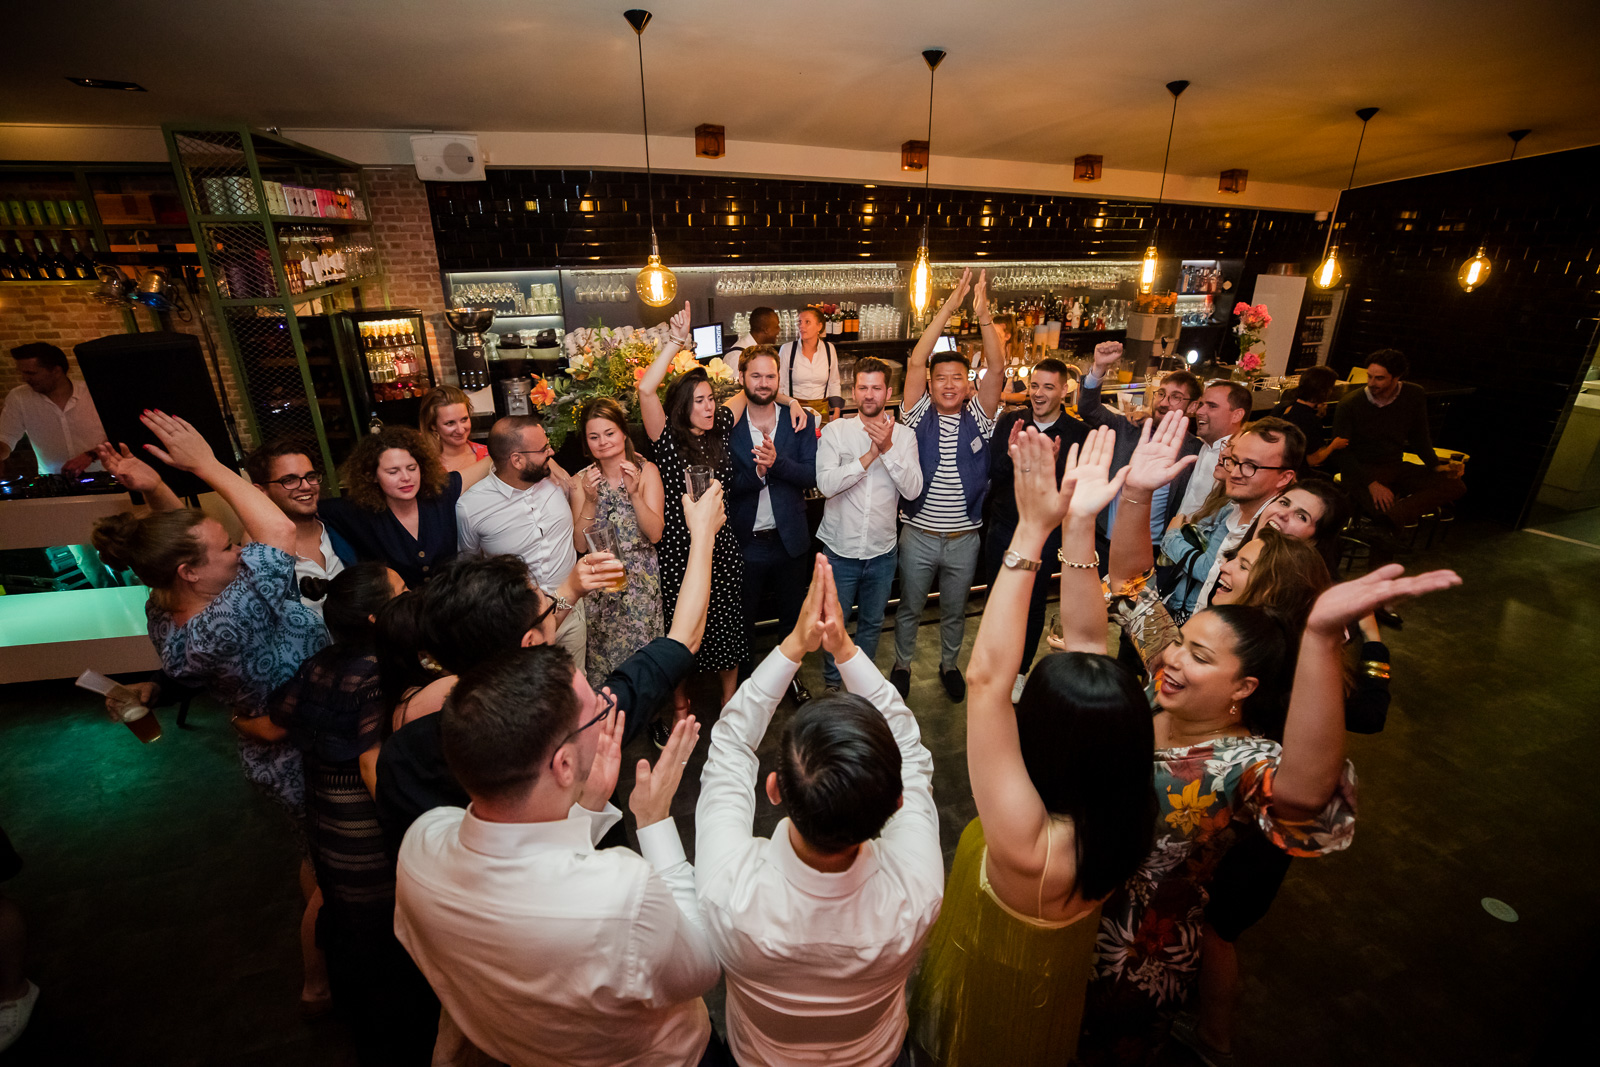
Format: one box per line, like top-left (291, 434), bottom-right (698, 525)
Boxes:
top-left (92, 410), bottom-right (333, 1010)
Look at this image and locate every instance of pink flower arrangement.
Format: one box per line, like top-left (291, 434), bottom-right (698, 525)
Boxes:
top-left (1233, 302), bottom-right (1272, 330)
top-left (1238, 352), bottom-right (1263, 372)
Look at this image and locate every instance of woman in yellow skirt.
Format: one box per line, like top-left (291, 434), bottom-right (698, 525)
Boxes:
top-left (910, 426), bottom-right (1157, 1064)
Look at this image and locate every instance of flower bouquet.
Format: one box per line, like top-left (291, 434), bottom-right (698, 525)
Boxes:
top-left (1232, 302), bottom-right (1272, 381)
top-left (535, 323), bottom-right (740, 448)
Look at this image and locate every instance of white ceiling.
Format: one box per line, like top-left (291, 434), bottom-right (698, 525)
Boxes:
top-left (6, 0), bottom-right (1598, 195)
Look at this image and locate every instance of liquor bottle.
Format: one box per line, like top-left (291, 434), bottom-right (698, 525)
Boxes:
top-left (47, 238), bottom-right (72, 279)
top-left (68, 238), bottom-right (95, 279)
top-left (19, 239), bottom-right (45, 280)
top-left (0, 243), bottom-right (16, 281)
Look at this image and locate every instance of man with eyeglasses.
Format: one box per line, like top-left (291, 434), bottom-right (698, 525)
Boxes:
top-left (395, 642), bottom-right (730, 1067)
top-left (1159, 417), bottom-right (1304, 617)
top-left (456, 415), bottom-right (588, 669)
top-left (245, 439), bottom-right (346, 614)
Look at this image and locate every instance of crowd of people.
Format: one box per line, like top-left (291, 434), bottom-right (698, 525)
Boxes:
top-left (0, 272), bottom-right (1467, 1063)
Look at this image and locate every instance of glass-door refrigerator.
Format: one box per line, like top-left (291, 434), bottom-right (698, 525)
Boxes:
top-left (329, 308), bottom-right (436, 444)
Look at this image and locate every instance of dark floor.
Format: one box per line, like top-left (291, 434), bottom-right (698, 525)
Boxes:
top-left (2, 518), bottom-right (1598, 1066)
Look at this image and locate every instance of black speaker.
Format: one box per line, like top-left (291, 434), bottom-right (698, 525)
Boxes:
top-left (74, 331), bottom-right (235, 500)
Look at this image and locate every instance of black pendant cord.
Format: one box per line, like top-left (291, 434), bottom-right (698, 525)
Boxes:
top-left (635, 33), bottom-right (655, 240)
top-left (923, 67), bottom-right (935, 208)
top-left (1346, 125), bottom-right (1367, 191)
top-left (1156, 95), bottom-right (1179, 207)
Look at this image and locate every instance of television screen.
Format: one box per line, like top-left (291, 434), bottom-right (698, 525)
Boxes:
top-left (692, 323), bottom-right (723, 356)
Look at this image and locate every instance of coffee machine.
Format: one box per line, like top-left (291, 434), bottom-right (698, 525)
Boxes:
top-left (444, 307), bottom-right (495, 391)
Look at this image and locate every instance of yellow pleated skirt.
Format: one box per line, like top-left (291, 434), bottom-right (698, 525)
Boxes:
top-left (908, 819), bottom-right (1100, 1066)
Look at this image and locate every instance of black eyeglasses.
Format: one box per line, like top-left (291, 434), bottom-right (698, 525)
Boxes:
top-left (549, 689), bottom-right (617, 770)
top-left (513, 445), bottom-right (554, 458)
top-left (1218, 455), bottom-right (1288, 479)
top-left (270, 472), bottom-right (322, 490)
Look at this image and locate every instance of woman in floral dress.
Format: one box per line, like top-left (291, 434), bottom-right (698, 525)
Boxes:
top-left (1069, 412), bottom-right (1463, 1064)
top-left (570, 397), bottom-right (666, 690)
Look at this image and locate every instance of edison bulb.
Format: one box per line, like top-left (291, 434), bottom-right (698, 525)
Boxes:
top-left (1457, 246), bottom-right (1492, 293)
top-left (1314, 246), bottom-right (1341, 289)
top-left (1140, 244), bottom-right (1159, 295)
top-left (636, 253), bottom-right (677, 308)
top-left (909, 244), bottom-right (932, 317)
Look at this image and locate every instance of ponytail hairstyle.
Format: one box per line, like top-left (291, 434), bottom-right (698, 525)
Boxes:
top-left (321, 563), bottom-right (399, 647)
top-left (92, 509), bottom-right (207, 610)
top-left (1201, 604), bottom-right (1293, 741)
top-left (375, 590), bottom-right (439, 732)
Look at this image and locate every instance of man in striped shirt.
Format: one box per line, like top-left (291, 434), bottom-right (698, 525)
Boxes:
top-left (890, 269), bottom-right (1006, 701)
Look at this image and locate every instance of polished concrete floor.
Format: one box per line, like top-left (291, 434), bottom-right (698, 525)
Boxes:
top-left (1, 517), bottom-right (1597, 1066)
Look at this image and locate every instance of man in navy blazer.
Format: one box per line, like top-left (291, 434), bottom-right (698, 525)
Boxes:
top-left (728, 345), bottom-right (818, 691)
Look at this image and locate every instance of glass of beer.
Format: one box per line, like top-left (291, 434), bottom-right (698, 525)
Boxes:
top-left (114, 699), bottom-right (164, 744)
top-left (686, 465), bottom-right (713, 501)
top-left (585, 522), bottom-right (628, 592)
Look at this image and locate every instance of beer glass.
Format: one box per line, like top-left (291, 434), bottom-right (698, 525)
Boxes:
top-left (76, 669), bottom-right (163, 743)
top-left (686, 465), bottom-right (713, 501)
top-left (585, 522), bottom-right (628, 592)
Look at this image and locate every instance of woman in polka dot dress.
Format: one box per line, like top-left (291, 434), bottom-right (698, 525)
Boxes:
top-left (639, 303), bottom-right (747, 719)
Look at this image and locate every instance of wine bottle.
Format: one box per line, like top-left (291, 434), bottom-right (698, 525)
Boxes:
top-left (18, 238), bottom-right (44, 280)
top-left (68, 238), bottom-right (94, 279)
top-left (0, 243), bottom-right (16, 281)
top-left (47, 238), bottom-right (71, 279)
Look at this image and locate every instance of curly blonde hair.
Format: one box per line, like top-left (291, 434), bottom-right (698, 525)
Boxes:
top-left (339, 426), bottom-right (450, 513)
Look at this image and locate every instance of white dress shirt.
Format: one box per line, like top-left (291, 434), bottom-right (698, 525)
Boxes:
top-left (816, 417), bottom-right (922, 560)
top-left (395, 802), bottom-right (718, 1067)
top-left (0, 379), bottom-right (106, 474)
top-left (1177, 434), bottom-right (1231, 518)
top-left (745, 414), bottom-right (777, 532)
top-left (695, 647), bottom-right (944, 1067)
top-left (456, 472), bottom-right (577, 593)
top-left (293, 520), bottom-right (345, 615)
top-left (727, 332), bottom-right (759, 362)
top-left (779, 341), bottom-right (842, 402)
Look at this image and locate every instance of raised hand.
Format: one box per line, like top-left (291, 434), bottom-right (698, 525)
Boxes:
top-left (578, 694), bottom-right (624, 812)
top-left (667, 301), bottom-right (692, 342)
top-left (682, 480), bottom-right (726, 540)
top-left (1064, 425), bottom-right (1129, 518)
top-left (98, 442), bottom-right (165, 493)
top-left (1306, 564), bottom-right (1461, 639)
top-left (579, 465), bottom-right (604, 502)
top-left (139, 410), bottom-right (218, 473)
top-left (1011, 427), bottom-right (1072, 535)
top-left (629, 714), bottom-right (701, 828)
top-left (972, 269), bottom-right (990, 320)
top-left (940, 267), bottom-right (973, 316)
top-left (1125, 410), bottom-right (1198, 493)
top-left (1092, 340), bottom-right (1123, 378)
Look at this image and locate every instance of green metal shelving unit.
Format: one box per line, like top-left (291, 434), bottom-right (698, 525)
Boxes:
top-left (162, 123), bottom-right (388, 483)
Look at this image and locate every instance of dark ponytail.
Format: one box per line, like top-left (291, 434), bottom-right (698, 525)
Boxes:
top-left (1203, 604), bottom-right (1293, 740)
top-left (322, 563), bottom-right (398, 646)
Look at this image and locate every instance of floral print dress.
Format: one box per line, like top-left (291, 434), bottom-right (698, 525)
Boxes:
top-left (1075, 579), bottom-right (1360, 1065)
top-left (582, 471), bottom-right (663, 690)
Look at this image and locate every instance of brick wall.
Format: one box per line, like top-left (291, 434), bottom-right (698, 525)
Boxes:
top-left (1327, 144), bottom-right (1600, 527)
top-left (363, 167), bottom-right (453, 381)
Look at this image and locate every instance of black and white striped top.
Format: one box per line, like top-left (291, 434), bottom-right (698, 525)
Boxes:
top-left (901, 394), bottom-right (996, 532)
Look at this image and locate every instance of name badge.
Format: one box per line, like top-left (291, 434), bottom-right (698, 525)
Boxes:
top-left (970, 437), bottom-right (984, 454)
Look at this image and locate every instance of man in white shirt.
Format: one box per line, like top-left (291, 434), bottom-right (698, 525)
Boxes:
top-left (696, 556), bottom-right (943, 1067)
top-left (456, 415), bottom-right (586, 669)
top-left (395, 644), bottom-right (726, 1067)
top-left (725, 307), bottom-right (779, 365)
top-left (891, 271), bottom-right (1004, 702)
top-left (0, 343), bottom-right (106, 475)
top-left (244, 440), bottom-right (346, 614)
top-left (1174, 380), bottom-right (1252, 519)
top-left (815, 358), bottom-right (922, 693)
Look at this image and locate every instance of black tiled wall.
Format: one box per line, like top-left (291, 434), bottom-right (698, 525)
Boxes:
top-left (424, 169), bottom-right (1326, 272)
top-left (1327, 145), bottom-right (1600, 527)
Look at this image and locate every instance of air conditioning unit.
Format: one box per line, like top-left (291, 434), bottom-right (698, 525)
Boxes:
top-left (410, 134), bottom-right (485, 182)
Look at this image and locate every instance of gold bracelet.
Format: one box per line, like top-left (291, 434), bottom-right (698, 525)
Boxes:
top-left (1362, 660), bottom-right (1391, 680)
top-left (1121, 494), bottom-right (1152, 506)
top-left (1057, 549), bottom-right (1100, 569)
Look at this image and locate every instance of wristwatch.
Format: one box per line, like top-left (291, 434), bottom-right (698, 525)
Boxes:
top-left (1002, 549), bottom-right (1041, 572)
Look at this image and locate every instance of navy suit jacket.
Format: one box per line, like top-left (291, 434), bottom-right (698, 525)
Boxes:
top-left (729, 408), bottom-right (817, 558)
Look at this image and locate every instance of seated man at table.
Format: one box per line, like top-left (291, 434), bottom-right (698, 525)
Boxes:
top-left (695, 556), bottom-right (943, 1067)
top-left (1327, 348), bottom-right (1465, 530)
top-left (394, 644), bottom-right (724, 1067)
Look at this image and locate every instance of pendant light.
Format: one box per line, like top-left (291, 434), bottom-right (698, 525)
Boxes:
top-left (1457, 129), bottom-right (1528, 293)
top-left (1314, 107), bottom-right (1379, 289)
top-left (624, 9), bottom-right (677, 307)
top-left (907, 48), bottom-right (946, 319)
top-left (1140, 80), bottom-right (1188, 295)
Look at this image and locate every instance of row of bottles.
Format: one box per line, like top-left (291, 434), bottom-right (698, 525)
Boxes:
top-left (0, 235), bottom-right (98, 281)
top-left (359, 319), bottom-right (429, 399)
top-left (1179, 263), bottom-right (1223, 294)
top-left (1, 198), bottom-right (93, 229)
top-left (278, 229), bottom-right (375, 294)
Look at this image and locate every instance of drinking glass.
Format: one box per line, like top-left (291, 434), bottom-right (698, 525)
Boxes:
top-left (686, 465), bottom-right (714, 501)
top-left (584, 522), bottom-right (628, 592)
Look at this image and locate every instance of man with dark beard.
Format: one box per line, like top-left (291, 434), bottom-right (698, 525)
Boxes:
top-left (727, 345), bottom-right (817, 698)
top-left (456, 414), bottom-right (588, 669)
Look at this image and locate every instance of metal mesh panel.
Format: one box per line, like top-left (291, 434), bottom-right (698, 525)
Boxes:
top-left (225, 309), bottom-right (318, 446)
top-left (205, 223), bottom-right (278, 300)
top-left (171, 131), bottom-right (261, 215)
